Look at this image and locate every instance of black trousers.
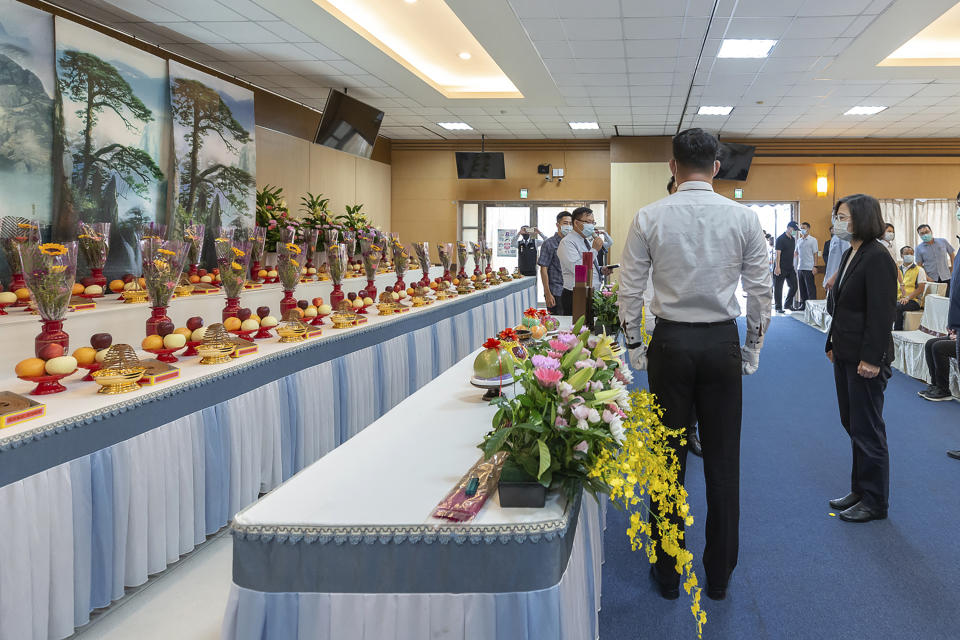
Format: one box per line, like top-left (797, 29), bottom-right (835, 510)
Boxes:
top-left (561, 289), bottom-right (573, 317)
top-left (924, 338), bottom-right (956, 390)
top-left (833, 358), bottom-right (891, 512)
top-left (798, 269), bottom-right (815, 307)
top-left (547, 292), bottom-right (566, 316)
top-left (647, 320), bottom-right (742, 590)
top-left (774, 271), bottom-right (798, 311)
top-left (894, 300), bottom-right (921, 331)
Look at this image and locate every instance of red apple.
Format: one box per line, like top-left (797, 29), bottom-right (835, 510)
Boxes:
top-left (38, 343), bottom-right (64, 360)
top-left (256, 306), bottom-right (270, 319)
top-left (81, 276), bottom-right (96, 287)
top-left (197, 268), bottom-right (207, 277)
top-left (186, 316), bottom-right (204, 331)
top-left (297, 299), bottom-right (309, 310)
top-left (384, 286), bottom-right (393, 293)
top-left (312, 297), bottom-right (323, 307)
top-left (238, 308), bottom-right (252, 321)
top-left (347, 292), bottom-right (357, 301)
top-left (122, 273), bottom-right (135, 283)
top-left (212, 268), bottom-right (220, 275)
top-left (157, 321), bottom-right (175, 337)
top-left (90, 333), bottom-right (113, 350)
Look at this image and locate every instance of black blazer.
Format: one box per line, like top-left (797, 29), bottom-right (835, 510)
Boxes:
top-left (825, 239), bottom-right (897, 366)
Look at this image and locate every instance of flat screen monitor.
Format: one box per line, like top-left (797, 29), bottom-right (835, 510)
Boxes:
top-left (455, 151), bottom-right (506, 179)
top-left (715, 142), bottom-right (756, 181)
top-left (314, 89), bottom-right (384, 159)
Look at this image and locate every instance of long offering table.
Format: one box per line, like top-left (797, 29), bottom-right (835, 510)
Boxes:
top-left (0, 276), bottom-right (535, 640)
top-left (222, 347), bottom-right (604, 640)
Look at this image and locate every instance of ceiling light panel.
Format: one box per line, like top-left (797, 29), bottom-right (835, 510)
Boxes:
top-left (312, 0), bottom-right (521, 98)
top-left (437, 122), bottom-right (473, 130)
top-left (698, 106), bottom-right (734, 115)
top-left (880, 3), bottom-right (960, 66)
top-left (568, 121), bottom-right (600, 129)
top-left (844, 106), bottom-right (887, 115)
top-left (717, 39), bottom-right (778, 58)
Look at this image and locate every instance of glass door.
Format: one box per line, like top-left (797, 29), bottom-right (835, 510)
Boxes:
top-left (483, 205), bottom-right (531, 273)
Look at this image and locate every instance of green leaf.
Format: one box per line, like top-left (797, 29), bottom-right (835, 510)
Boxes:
top-left (482, 426), bottom-right (514, 458)
top-left (567, 366), bottom-right (595, 391)
top-left (537, 439), bottom-right (551, 480)
top-left (561, 342), bottom-right (584, 369)
top-left (591, 389), bottom-right (621, 404)
top-left (572, 316), bottom-right (585, 334)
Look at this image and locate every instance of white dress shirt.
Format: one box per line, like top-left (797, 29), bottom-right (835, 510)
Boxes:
top-left (795, 234), bottom-right (818, 270)
top-left (619, 180), bottom-right (772, 350)
top-left (558, 231), bottom-right (604, 289)
top-left (824, 234), bottom-right (851, 282)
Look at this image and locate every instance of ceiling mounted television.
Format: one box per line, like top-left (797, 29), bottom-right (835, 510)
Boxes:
top-left (314, 89), bottom-right (384, 159)
top-left (455, 151), bottom-right (506, 179)
top-left (715, 142), bottom-right (756, 181)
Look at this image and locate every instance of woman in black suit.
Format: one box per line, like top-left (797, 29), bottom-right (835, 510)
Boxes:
top-left (825, 194), bottom-right (897, 523)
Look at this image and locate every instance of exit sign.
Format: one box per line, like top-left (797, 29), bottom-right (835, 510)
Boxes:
top-left (520, 188), bottom-right (528, 199)
top-left (734, 188), bottom-right (743, 199)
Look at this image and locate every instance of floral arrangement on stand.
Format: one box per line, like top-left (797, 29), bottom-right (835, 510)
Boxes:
top-left (215, 230), bottom-right (251, 321)
top-left (180, 223), bottom-right (205, 277)
top-left (437, 243), bottom-right (453, 282)
top-left (479, 316), bottom-right (705, 636)
top-left (256, 185), bottom-right (296, 252)
top-left (301, 228), bottom-right (319, 280)
top-left (469, 241), bottom-right (482, 276)
top-left (77, 221), bottom-right (110, 292)
top-left (277, 239), bottom-right (306, 317)
top-left (326, 242), bottom-right (348, 311)
top-left (359, 232), bottom-right (383, 301)
top-left (593, 283), bottom-right (622, 338)
top-left (411, 242), bottom-right (431, 287)
top-left (391, 235), bottom-right (410, 291)
top-left (248, 226), bottom-right (266, 283)
top-left (481, 241), bottom-right (493, 274)
top-left (2, 217), bottom-right (41, 301)
top-left (141, 238), bottom-right (188, 336)
top-left (455, 241), bottom-right (468, 279)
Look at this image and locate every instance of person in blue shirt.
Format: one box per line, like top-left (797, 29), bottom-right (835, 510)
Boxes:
top-left (537, 212), bottom-right (571, 315)
top-left (914, 223), bottom-right (955, 294)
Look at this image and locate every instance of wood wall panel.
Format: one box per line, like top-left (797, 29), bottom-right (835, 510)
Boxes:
top-left (608, 163), bottom-right (673, 264)
top-left (309, 144), bottom-right (358, 217)
top-left (356, 159), bottom-right (391, 230)
top-left (255, 127), bottom-right (310, 200)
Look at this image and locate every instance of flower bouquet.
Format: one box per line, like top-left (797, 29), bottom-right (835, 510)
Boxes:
top-left (412, 241), bottom-right (431, 287)
top-left (342, 230), bottom-right (357, 269)
top-left (359, 233), bottom-right (383, 301)
top-left (277, 239), bottom-right (306, 316)
top-left (257, 185), bottom-right (294, 252)
top-left (479, 316), bottom-right (705, 635)
top-left (77, 221), bottom-right (109, 291)
top-left (326, 242), bottom-right (348, 310)
top-left (181, 223), bottom-right (205, 278)
top-left (2, 217), bottom-right (41, 303)
top-left (469, 241), bottom-right (482, 276)
top-left (141, 238), bottom-right (188, 336)
top-left (437, 242), bottom-right (453, 282)
top-left (482, 242), bottom-right (494, 274)
top-left (248, 226), bottom-right (267, 283)
top-left (391, 236), bottom-right (410, 291)
top-left (215, 230), bottom-right (252, 321)
top-left (302, 228), bottom-right (319, 281)
top-left (455, 241), bottom-right (469, 279)
top-left (594, 283), bottom-right (621, 338)
top-left (20, 241), bottom-right (77, 357)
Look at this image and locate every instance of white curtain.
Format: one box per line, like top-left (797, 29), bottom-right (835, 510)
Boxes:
top-left (915, 199), bottom-right (960, 251)
top-left (879, 199), bottom-right (913, 254)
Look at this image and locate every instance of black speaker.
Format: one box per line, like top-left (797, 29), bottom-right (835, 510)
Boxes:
top-left (537, 163), bottom-right (551, 174)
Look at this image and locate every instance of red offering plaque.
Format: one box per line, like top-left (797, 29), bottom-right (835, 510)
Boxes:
top-left (0, 392), bottom-right (45, 428)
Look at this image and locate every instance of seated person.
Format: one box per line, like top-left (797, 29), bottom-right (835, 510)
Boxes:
top-left (895, 245), bottom-right (927, 331)
top-left (919, 330), bottom-right (957, 401)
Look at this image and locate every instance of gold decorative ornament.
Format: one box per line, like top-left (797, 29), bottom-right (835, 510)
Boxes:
top-left (196, 323), bottom-right (236, 364)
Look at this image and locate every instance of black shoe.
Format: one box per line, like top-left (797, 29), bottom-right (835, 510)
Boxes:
top-left (948, 450), bottom-right (960, 460)
top-left (917, 384), bottom-right (938, 398)
top-left (829, 492), bottom-right (861, 510)
top-left (838, 502), bottom-right (887, 523)
top-left (775, 308), bottom-right (784, 314)
top-left (707, 585), bottom-right (727, 601)
top-left (688, 432), bottom-right (703, 458)
top-left (919, 387), bottom-right (953, 402)
top-left (650, 565), bottom-right (679, 600)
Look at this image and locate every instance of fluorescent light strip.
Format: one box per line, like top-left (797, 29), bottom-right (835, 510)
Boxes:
top-left (438, 122), bottom-right (473, 130)
top-left (717, 39), bottom-right (777, 58)
top-left (568, 121), bottom-right (599, 130)
top-left (844, 106), bottom-right (887, 115)
top-left (698, 105), bottom-right (733, 115)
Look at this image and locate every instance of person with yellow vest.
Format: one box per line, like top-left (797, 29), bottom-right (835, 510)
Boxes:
top-left (895, 245), bottom-right (927, 330)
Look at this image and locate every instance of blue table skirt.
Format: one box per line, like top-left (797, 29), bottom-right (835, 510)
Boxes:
top-left (0, 281), bottom-right (534, 640)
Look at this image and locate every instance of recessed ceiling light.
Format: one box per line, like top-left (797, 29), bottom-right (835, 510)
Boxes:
top-left (844, 106), bottom-right (887, 115)
top-left (569, 122), bottom-right (599, 130)
top-left (459, 52), bottom-right (471, 60)
top-left (438, 122), bottom-right (473, 130)
top-left (404, 0), bottom-right (417, 4)
top-left (717, 39), bottom-right (777, 58)
top-left (698, 105), bottom-right (733, 115)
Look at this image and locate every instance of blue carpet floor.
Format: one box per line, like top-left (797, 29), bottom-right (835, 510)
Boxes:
top-left (599, 316), bottom-right (960, 640)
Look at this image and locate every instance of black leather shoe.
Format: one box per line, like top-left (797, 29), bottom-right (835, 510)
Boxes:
top-left (948, 450), bottom-right (960, 460)
top-left (838, 502), bottom-right (887, 523)
top-left (707, 585), bottom-right (727, 601)
top-left (829, 492), bottom-right (861, 510)
top-left (688, 432), bottom-right (702, 458)
top-left (650, 565), bottom-right (679, 600)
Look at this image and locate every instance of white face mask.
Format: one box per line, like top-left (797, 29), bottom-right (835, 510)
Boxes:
top-left (559, 224), bottom-right (572, 236)
top-left (800, 228), bottom-right (809, 236)
top-left (884, 232), bottom-right (895, 242)
top-left (902, 254), bottom-right (915, 264)
top-left (834, 220), bottom-right (853, 242)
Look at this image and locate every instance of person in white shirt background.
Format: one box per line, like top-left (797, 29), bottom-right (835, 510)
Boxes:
top-left (914, 223), bottom-right (955, 294)
top-left (556, 206), bottom-right (612, 313)
top-left (880, 223), bottom-right (898, 263)
top-left (619, 128), bottom-right (771, 602)
top-left (794, 221), bottom-right (818, 310)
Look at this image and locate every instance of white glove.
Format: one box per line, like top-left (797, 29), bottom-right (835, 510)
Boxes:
top-left (628, 346), bottom-right (648, 371)
top-left (741, 345), bottom-right (760, 376)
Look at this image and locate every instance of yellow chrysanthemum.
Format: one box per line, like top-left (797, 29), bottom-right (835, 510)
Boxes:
top-left (290, 259), bottom-right (300, 268)
top-left (39, 243), bottom-right (68, 256)
top-left (284, 243), bottom-right (301, 254)
top-left (18, 223), bottom-right (33, 229)
top-left (51, 265), bottom-right (67, 273)
top-left (232, 247), bottom-right (245, 257)
top-left (157, 248), bottom-right (176, 256)
top-left (153, 258), bottom-right (169, 270)
top-left (215, 236), bottom-right (229, 243)
top-left (231, 261), bottom-right (242, 271)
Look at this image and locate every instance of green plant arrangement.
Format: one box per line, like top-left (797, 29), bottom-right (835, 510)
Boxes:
top-left (256, 185), bottom-right (298, 252)
top-left (593, 283), bottom-right (621, 336)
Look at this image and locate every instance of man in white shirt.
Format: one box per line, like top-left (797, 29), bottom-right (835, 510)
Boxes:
top-left (795, 222), bottom-right (818, 309)
top-left (557, 206), bottom-right (611, 312)
top-left (619, 128), bottom-right (771, 602)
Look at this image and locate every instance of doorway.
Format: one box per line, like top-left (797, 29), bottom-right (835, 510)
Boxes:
top-left (743, 202), bottom-right (795, 239)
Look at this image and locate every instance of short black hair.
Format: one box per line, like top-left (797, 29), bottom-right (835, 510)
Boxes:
top-left (917, 223), bottom-right (931, 233)
top-left (884, 222), bottom-right (895, 231)
top-left (801, 221), bottom-right (811, 228)
top-left (837, 194), bottom-right (884, 241)
top-left (571, 206), bottom-right (593, 221)
top-left (556, 211), bottom-right (572, 223)
top-left (666, 176), bottom-right (676, 194)
top-left (900, 245), bottom-right (914, 256)
top-left (672, 128), bottom-right (719, 172)
top-left (787, 220), bottom-right (799, 230)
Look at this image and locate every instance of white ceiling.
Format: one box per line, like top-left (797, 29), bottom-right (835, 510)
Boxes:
top-left (46, 0), bottom-right (960, 139)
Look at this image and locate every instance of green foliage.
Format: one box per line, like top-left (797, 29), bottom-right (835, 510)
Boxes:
top-left (593, 283), bottom-right (620, 331)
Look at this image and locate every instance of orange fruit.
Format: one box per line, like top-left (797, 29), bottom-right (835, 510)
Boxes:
top-left (72, 347), bottom-right (97, 365)
top-left (223, 317), bottom-right (242, 331)
top-left (142, 335), bottom-right (164, 350)
top-left (189, 275), bottom-right (201, 284)
top-left (173, 327), bottom-right (192, 338)
top-left (138, 277), bottom-right (146, 288)
top-left (72, 283), bottom-right (85, 295)
top-left (109, 279), bottom-right (124, 292)
top-left (14, 287), bottom-right (31, 300)
top-left (15, 357), bottom-right (46, 378)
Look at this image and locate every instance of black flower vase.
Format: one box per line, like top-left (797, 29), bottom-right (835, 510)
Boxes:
top-left (498, 459), bottom-right (546, 508)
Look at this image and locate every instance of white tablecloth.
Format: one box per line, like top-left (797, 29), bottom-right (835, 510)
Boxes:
top-left (799, 299), bottom-right (831, 333)
top-left (0, 278), bottom-right (535, 640)
top-left (920, 294), bottom-right (949, 336)
top-left (222, 350), bottom-right (604, 640)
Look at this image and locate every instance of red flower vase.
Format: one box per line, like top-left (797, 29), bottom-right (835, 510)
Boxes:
top-left (473, 266), bottom-right (482, 276)
top-left (35, 319), bottom-right (69, 358)
top-left (443, 270), bottom-right (452, 282)
top-left (250, 260), bottom-right (261, 282)
top-left (457, 268), bottom-right (467, 280)
top-left (11, 272), bottom-right (28, 306)
top-left (189, 264), bottom-right (199, 278)
top-left (419, 274), bottom-right (430, 287)
top-left (280, 290), bottom-right (297, 316)
top-left (394, 278), bottom-right (405, 292)
top-left (364, 279), bottom-right (377, 301)
top-left (485, 265), bottom-right (493, 274)
top-left (223, 296), bottom-right (241, 321)
top-left (90, 267), bottom-right (107, 288)
top-left (330, 283), bottom-right (345, 311)
top-left (146, 306), bottom-right (171, 336)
